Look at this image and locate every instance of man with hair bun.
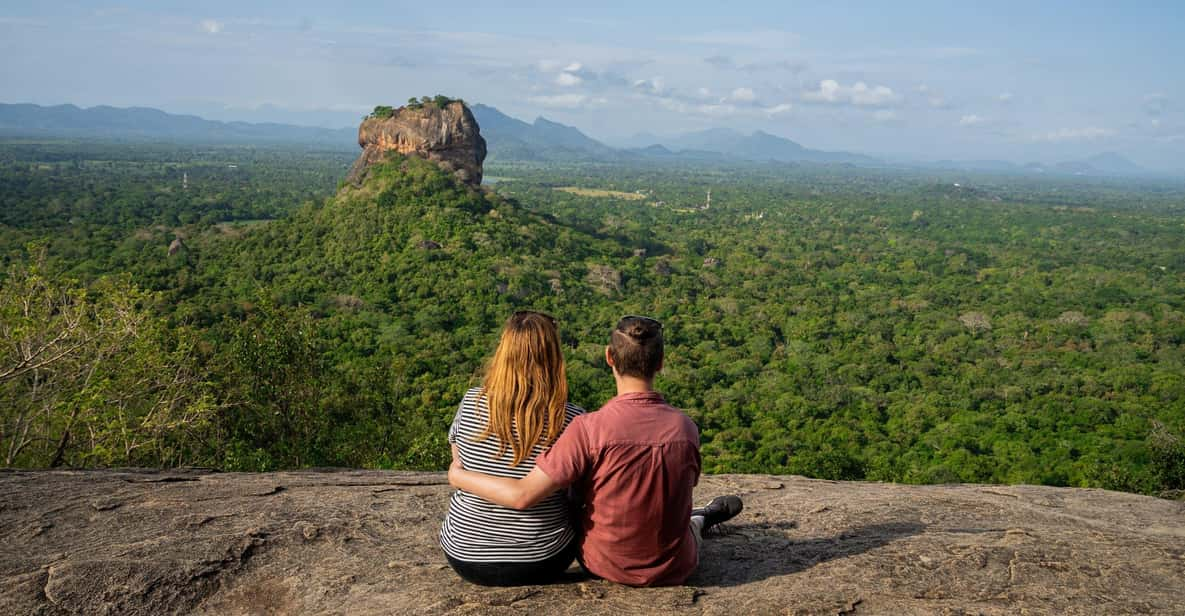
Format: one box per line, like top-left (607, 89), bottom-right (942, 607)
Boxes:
top-left (449, 315), bottom-right (743, 587)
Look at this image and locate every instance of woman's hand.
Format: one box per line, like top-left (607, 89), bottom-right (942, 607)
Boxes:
top-left (448, 444), bottom-right (463, 487)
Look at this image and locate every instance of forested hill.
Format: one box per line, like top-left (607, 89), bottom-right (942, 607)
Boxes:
top-left (7, 152), bottom-right (657, 470)
top-left (2, 137), bottom-right (1183, 496)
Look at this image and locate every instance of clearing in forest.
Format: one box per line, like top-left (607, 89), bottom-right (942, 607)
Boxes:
top-left (553, 186), bottom-right (647, 200)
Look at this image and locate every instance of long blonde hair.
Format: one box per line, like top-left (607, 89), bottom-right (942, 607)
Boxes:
top-left (477, 310), bottom-right (568, 467)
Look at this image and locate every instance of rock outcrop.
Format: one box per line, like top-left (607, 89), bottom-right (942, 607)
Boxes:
top-left (2, 470), bottom-right (1183, 615)
top-left (345, 102), bottom-right (486, 187)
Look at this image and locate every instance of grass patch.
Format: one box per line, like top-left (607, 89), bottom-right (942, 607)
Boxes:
top-left (553, 186), bottom-right (647, 200)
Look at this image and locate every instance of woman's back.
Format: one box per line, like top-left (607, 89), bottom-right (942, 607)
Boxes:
top-left (440, 387), bottom-right (584, 562)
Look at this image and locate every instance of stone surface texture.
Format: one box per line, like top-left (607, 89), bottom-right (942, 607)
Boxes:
top-left (346, 102), bottom-right (486, 187)
top-left (1, 469), bottom-right (1183, 615)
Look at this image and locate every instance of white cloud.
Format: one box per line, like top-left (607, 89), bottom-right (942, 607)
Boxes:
top-left (1144, 93), bottom-right (1171, 116)
top-left (537, 59), bottom-right (564, 71)
top-left (851, 83), bottom-right (900, 106)
top-left (997, 93), bottom-right (1013, 103)
top-left (803, 79), bottom-right (842, 103)
top-left (564, 62), bottom-right (583, 72)
top-left (703, 55), bottom-right (733, 68)
top-left (555, 72), bottom-right (582, 86)
top-left (632, 78), bottom-right (665, 95)
top-left (655, 95), bottom-right (791, 118)
top-left (916, 84), bottom-right (949, 108)
top-left (729, 87), bottom-right (757, 103)
top-left (528, 94), bottom-right (587, 108)
top-left (199, 19), bottom-right (223, 34)
top-left (1031, 127), bottom-right (1116, 142)
top-left (697, 104), bottom-right (739, 116)
top-left (802, 79), bottom-right (900, 107)
top-left (959, 114), bottom-right (985, 126)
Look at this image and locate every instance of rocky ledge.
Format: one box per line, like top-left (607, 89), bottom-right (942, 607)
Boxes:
top-left (1, 470), bottom-right (1182, 615)
top-left (345, 101), bottom-right (486, 187)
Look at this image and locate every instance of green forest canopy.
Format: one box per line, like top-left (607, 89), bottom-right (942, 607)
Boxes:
top-left (370, 96), bottom-right (463, 119)
top-left (1, 140), bottom-right (1183, 496)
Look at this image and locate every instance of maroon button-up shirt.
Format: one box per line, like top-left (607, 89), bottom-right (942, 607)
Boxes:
top-left (537, 391), bottom-right (701, 586)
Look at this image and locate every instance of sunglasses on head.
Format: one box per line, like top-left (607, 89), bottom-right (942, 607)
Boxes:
top-left (512, 310), bottom-right (557, 325)
top-left (617, 315), bottom-right (662, 330)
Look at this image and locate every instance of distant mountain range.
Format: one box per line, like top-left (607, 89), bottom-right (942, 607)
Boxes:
top-left (923, 151), bottom-right (1149, 177)
top-left (618, 127), bottom-right (878, 165)
top-left (0, 102), bottom-right (1162, 177)
top-left (0, 103), bottom-right (355, 147)
top-left (470, 104), bottom-right (874, 165)
top-left (469, 104), bottom-right (616, 161)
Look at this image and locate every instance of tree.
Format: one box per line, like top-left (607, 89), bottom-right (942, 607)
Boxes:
top-left (0, 250), bottom-right (214, 467)
top-left (219, 297), bottom-right (325, 469)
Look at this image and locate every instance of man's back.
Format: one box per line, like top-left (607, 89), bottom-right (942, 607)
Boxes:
top-left (538, 391), bottom-right (700, 586)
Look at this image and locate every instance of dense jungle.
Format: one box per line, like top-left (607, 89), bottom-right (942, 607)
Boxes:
top-left (2, 140), bottom-right (1183, 496)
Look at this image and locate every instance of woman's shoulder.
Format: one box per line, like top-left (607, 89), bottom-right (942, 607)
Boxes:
top-left (563, 401), bottom-right (587, 420)
top-left (455, 387), bottom-right (487, 422)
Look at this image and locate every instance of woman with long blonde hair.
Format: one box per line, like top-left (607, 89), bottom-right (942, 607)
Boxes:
top-left (439, 310), bottom-right (584, 586)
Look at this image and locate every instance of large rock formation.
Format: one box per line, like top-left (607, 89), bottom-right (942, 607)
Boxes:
top-left (1, 470), bottom-right (1182, 615)
top-left (345, 102), bottom-right (487, 187)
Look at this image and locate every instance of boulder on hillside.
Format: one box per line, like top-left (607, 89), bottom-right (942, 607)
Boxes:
top-left (346, 101), bottom-right (487, 187)
top-left (585, 264), bottom-right (622, 296)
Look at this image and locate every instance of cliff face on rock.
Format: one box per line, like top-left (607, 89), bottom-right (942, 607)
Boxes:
top-left (1, 470), bottom-right (1182, 615)
top-left (346, 102), bottom-right (486, 187)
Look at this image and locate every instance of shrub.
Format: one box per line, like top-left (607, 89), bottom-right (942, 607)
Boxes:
top-left (1149, 422), bottom-right (1185, 492)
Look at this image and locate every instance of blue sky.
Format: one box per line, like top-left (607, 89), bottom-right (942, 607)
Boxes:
top-left (1, 1), bottom-right (1183, 168)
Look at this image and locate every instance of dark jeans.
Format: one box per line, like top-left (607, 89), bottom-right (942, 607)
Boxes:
top-left (446, 540), bottom-right (578, 586)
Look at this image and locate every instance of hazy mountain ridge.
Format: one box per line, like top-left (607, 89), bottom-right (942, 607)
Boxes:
top-left (470, 104), bottom-right (616, 160)
top-left (637, 127), bottom-right (878, 165)
top-left (0, 102), bottom-right (1162, 177)
top-left (923, 151), bottom-right (1149, 177)
top-left (0, 103), bottom-right (356, 147)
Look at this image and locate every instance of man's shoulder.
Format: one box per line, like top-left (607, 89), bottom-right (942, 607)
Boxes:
top-left (580, 399), bottom-right (698, 439)
top-left (675, 409), bottom-right (698, 429)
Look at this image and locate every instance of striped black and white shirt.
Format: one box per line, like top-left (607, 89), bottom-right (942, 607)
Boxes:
top-left (439, 387), bottom-right (585, 563)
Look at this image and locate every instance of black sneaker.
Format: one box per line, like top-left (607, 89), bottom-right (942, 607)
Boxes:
top-left (691, 495), bottom-right (743, 532)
